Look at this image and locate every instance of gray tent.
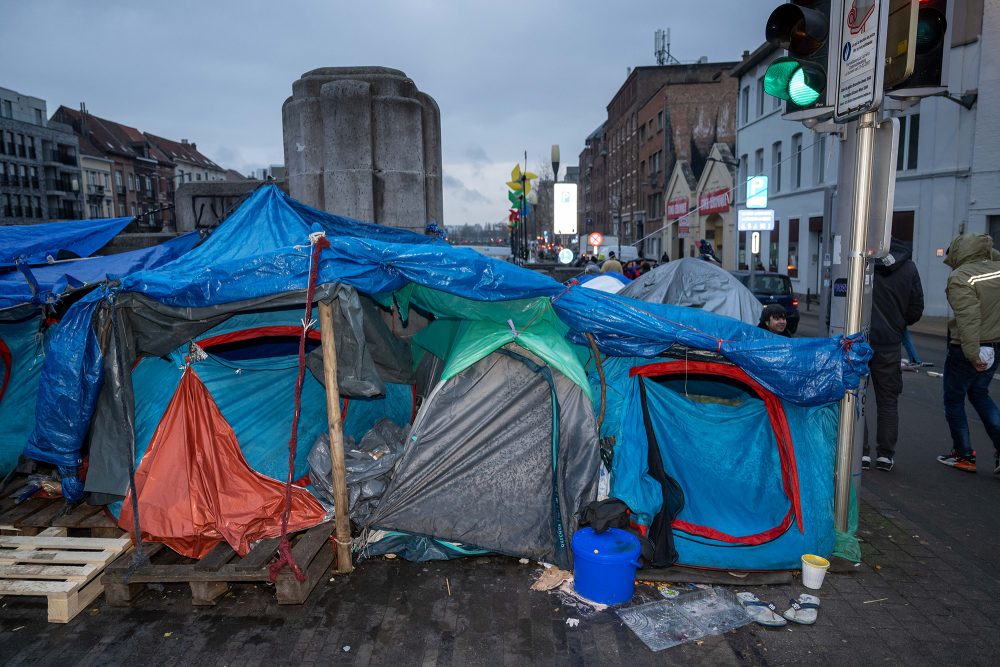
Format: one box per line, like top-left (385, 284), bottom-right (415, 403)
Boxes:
top-left (366, 345), bottom-right (600, 568)
top-left (619, 258), bottom-right (763, 325)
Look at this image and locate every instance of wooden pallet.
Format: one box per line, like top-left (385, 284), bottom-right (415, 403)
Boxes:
top-left (0, 527), bottom-right (133, 622)
top-left (102, 521), bottom-right (336, 607)
top-left (0, 477), bottom-right (123, 538)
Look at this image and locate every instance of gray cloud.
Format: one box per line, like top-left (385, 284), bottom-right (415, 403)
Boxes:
top-left (443, 173), bottom-right (490, 204)
top-left (1, 0), bottom-right (777, 226)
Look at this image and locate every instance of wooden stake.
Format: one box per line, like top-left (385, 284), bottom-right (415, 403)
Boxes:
top-left (318, 300), bottom-right (353, 574)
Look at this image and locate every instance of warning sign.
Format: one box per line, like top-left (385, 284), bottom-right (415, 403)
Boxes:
top-left (835, 0), bottom-right (885, 121)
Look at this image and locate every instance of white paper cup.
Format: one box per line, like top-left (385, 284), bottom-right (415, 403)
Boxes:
top-left (801, 554), bottom-right (831, 589)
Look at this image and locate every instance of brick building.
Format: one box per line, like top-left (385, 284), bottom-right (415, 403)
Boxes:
top-left (0, 86), bottom-right (82, 225)
top-left (577, 62), bottom-right (738, 258)
top-left (577, 124), bottom-right (607, 240)
top-left (53, 105), bottom-right (189, 230)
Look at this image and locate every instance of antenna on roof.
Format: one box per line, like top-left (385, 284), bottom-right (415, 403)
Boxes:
top-left (654, 28), bottom-right (681, 65)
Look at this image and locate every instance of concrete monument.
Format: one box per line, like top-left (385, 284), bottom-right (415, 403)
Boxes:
top-left (282, 67), bottom-right (443, 232)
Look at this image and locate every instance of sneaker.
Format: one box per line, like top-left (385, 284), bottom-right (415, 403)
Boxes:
top-left (937, 451), bottom-right (977, 472)
top-left (919, 361), bottom-right (935, 367)
top-left (876, 456), bottom-right (894, 471)
top-left (862, 455), bottom-right (871, 470)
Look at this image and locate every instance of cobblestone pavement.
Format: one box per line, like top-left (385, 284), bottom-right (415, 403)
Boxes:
top-left (2, 486), bottom-right (998, 665)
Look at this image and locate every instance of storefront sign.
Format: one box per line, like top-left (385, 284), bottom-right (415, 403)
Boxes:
top-left (666, 198), bottom-right (688, 219)
top-left (698, 189), bottom-right (730, 214)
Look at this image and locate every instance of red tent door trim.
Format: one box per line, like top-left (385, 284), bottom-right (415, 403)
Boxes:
top-left (630, 360), bottom-right (804, 545)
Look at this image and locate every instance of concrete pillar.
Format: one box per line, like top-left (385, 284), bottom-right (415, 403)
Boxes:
top-left (282, 67), bottom-right (443, 230)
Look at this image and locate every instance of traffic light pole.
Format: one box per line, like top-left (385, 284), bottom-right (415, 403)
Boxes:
top-left (833, 110), bottom-right (878, 532)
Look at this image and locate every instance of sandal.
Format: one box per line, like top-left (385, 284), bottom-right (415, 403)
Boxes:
top-left (737, 591), bottom-right (787, 627)
top-left (782, 593), bottom-right (820, 625)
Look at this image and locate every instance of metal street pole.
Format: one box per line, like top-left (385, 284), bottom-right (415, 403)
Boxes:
top-left (834, 110), bottom-right (878, 532)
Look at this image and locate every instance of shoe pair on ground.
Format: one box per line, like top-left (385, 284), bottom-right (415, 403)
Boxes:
top-left (937, 450), bottom-right (1000, 475)
top-left (861, 455), bottom-right (893, 471)
top-left (737, 592), bottom-right (819, 627)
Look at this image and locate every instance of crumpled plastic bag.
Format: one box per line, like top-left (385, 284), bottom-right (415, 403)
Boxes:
top-left (307, 418), bottom-right (407, 523)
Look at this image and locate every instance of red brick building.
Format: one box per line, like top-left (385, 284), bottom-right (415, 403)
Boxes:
top-left (579, 62), bottom-right (738, 258)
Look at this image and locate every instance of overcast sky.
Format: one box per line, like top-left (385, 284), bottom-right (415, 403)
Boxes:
top-left (2, 0), bottom-right (776, 227)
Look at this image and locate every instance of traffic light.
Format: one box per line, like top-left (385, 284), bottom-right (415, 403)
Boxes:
top-left (886, 0), bottom-right (948, 97)
top-left (764, 1), bottom-right (834, 115)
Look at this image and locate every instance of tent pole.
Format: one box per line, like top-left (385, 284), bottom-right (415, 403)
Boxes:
top-left (318, 299), bottom-right (353, 574)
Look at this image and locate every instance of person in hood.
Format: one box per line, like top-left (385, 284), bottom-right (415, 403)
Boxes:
top-left (758, 304), bottom-right (791, 337)
top-left (937, 233), bottom-right (1000, 476)
top-left (864, 241), bottom-right (924, 471)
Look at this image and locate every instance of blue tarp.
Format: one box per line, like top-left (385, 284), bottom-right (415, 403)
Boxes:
top-left (0, 317), bottom-right (49, 475)
top-left (0, 232), bottom-right (200, 311)
top-left (599, 357), bottom-right (839, 570)
top-left (0, 217), bottom-right (133, 269)
top-left (24, 185), bottom-right (871, 478)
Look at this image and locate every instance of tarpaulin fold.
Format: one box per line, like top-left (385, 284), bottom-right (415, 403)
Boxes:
top-left (118, 367), bottom-right (326, 559)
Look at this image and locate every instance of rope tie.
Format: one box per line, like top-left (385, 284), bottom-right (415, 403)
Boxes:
top-left (269, 232), bottom-right (330, 584)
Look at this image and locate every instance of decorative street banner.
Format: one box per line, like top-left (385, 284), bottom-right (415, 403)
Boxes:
top-left (666, 198), bottom-right (688, 219)
top-left (698, 189), bottom-right (730, 214)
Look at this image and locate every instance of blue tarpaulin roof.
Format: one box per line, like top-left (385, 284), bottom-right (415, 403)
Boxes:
top-left (0, 217), bottom-right (133, 269)
top-left (0, 232), bottom-right (201, 311)
top-left (24, 185), bottom-right (871, 474)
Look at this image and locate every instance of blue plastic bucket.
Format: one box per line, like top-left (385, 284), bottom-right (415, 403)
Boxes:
top-left (572, 527), bottom-right (642, 605)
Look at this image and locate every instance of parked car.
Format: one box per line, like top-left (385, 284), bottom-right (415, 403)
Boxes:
top-left (730, 271), bottom-right (800, 334)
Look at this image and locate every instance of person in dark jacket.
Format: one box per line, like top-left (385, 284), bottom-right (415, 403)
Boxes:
top-left (758, 304), bottom-right (791, 336)
top-left (864, 241), bottom-right (924, 471)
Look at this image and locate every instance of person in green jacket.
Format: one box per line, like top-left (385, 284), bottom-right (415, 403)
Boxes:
top-left (937, 234), bottom-right (1000, 475)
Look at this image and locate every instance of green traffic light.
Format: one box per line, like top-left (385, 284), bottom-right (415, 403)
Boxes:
top-left (789, 69), bottom-right (821, 105)
top-left (764, 57), bottom-right (823, 106)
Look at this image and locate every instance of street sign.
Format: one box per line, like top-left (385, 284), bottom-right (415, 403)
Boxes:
top-left (746, 176), bottom-right (768, 208)
top-left (866, 116), bottom-right (900, 258)
top-left (677, 217), bottom-right (690, 239)
top-left (738, 208), bottom-right (776, 231)
top-left (588, 232), bottom-right (604, 247)
top-left (751, 231), bottom-right (761, 255)
top-left (558, 248), bottom-right (574, 265)
top-left (834, 0), bottom-right (887, 121)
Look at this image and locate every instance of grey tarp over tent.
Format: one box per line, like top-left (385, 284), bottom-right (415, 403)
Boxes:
top-left (367, 345), bottom-right (599, 567)
top-left (619, 258), bottom-right (764, 325)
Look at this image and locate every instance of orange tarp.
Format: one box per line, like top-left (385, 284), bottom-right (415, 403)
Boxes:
top-left (119, 367), bottom-right (327, 559)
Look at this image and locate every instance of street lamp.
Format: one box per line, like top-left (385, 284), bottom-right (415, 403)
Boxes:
top-left (610, 191), bottom-right (621, 259)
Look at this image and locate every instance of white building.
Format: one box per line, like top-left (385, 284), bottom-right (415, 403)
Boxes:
top-left (731, 2), bottom-right (992, 316)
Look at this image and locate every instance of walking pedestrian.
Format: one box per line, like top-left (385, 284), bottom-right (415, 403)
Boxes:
top-left (863, 241), bottom-right (924, 471)
top-left (936, 233), bottom-right (1000, 475)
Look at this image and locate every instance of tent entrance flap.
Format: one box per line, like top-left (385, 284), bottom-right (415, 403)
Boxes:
top-left (631, 360), bottom-right (804, 546)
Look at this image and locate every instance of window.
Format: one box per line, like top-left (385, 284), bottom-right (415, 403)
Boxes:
top-left (773, 91), bottom-right (781, 110)
top-left (897, 114), bottom-right (920, 171)
top-left (741, 87), bottom-right (749, 125)
top-left (130, 204), bottom-right (136, 216)
top-left (128, 173), bottom-right (134, 191)
top-left (196, 173), bottom-right (202, 181)
top-left (769, 221), bottom-right (780, 272)
top-left (90, 204), bottom-right (100, 218)
top-left (34, 108), bottom-right (44, 125)
top-left (755, 149), bottom-right (764, 179)
top-left (788, 219), bottom-right (799, 278)
top-left (813, 133), bottom-right (826, 185)
top-left (772, 142), bottom-right (782, 193)
top-left (144, 176), bottom-right (151, 193)
top-left (0, 100), bottom-right (11, 118)
top-left (657, 110), bottom-right (664, 130)
top-left (103, 173), bottom-right (109, 188)
top-left (33, 196), bottom-right (41, 218)
top-left (738, 154), bottom-right (748, 201)
top-left (116, 171), bottom-right (123, 189)
top-left (791, 134), bottom-right (802, 189)
top-left (639, 125), bottom-right (646, 144)
top-left (756, 76), bottom-right (765, 116)
top-left (89, 171), bottom-right (96, 186)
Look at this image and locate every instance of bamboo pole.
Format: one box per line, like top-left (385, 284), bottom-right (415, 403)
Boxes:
top-left (318, 299), bottom-right (353, 573)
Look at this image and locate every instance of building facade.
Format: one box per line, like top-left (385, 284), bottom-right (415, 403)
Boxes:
top-left (0, 86), bottom-right (82, 224)
top-left (80, 152), bottom-right (114, 219)
top-left (576, 61), bottom-right (737, 259)
top-left (732, 1), bottom-right (991, 316)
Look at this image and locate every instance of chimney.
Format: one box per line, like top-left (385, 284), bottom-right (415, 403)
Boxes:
top-left (181, 139), bottom-right (189, 145)
top-left (190, 142), bottom-right (197, 151)
top-left (79, 102), bottom-right (88, 136)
